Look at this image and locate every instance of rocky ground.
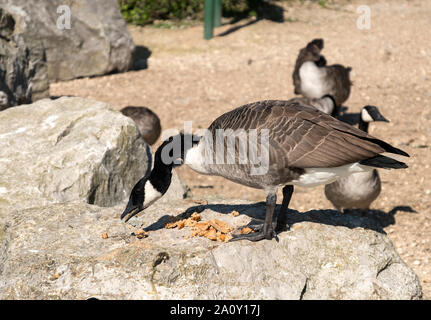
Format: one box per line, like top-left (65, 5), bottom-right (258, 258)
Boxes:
top-left (51, 0), bottom-right (431, 298)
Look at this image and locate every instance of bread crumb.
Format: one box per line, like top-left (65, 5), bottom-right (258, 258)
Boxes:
top-left (165, 213), bottom-right (202, 229)
top-left (205, 228), bottom-right (217, 241)
top-left (209, 219), bottom-right (232, 234)
top-left (135, 229), bottom-right (148, 239)
top-left (165, 213), bottom-right (234, 242)
top-left (184, 219), bottom-right (197, 227)
top-left (240, 227), bottom-right (254, 234)
top-left (190, 212), bottom-right (201, 221)
top-left (217, 233), bottom-right (226, 242)
top-left (177, 220), bottom-right (185, 230)
top-left (101, 232), bottom-right (108, 239)
top-left (217, 233), bottom-right (233, 242)
top-left (165, 221), bottom-right (178, 229)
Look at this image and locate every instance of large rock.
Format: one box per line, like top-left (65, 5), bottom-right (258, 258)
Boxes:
top-left (0, 0), bottom-right (135, 82)
top-left (0, 198), bottom-right (422, 299)
top-left (0, 6), bottom-right (49, 110)
top-left (0, 97), bottom-right (150, 215)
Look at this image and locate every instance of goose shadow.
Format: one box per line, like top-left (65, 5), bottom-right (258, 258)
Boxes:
top-left (142, 202), bottom-right (417, 235)
top-left (216, 19), bottom-right (260, 37)
top-left (132, 45), bottom-right (152, 71)
top-left (217, 1), bottom-right (284, 37)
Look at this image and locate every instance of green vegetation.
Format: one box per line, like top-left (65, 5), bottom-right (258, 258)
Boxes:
top-left (118, 0), bottom-right (342, 27)
top-left (118, 0), bottom-right (204, 26)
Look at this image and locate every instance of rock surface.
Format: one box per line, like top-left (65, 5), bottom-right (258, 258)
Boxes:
top-left (0, 6), bottom-right (49, 110)
top-left (0, 198), bottom-right (422, 299)
top-left (0, 0), bottom-right (135, 82)
top-left (0, 97), bottom-right (150, 215)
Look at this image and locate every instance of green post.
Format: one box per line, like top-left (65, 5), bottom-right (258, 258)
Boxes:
top-left (214, 0), bottom-right (222, 28)
top-left (204, 0), bottom-right (215, 40)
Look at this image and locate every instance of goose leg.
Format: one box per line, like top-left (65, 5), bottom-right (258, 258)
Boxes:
top-left (231, 193), bottom-right (277, 242)
top-left (276, 185), bottom-right (294, 231)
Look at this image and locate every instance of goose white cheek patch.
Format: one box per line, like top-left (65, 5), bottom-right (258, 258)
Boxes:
top-left (143, 181), bottom-right (163, 208)
top-left (361, 108), bottom-right (374, 122)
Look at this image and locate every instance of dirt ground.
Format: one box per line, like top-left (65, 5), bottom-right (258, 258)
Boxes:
top-left (51, 0), bottom-right (431, 298)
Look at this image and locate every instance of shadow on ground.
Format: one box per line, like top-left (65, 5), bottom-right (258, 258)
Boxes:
top-left (143, 201), bottom-right (417, 235)
top-left (133, 45), bottom-right (152, 70)
top-left (217, 1), bottom-right (284, 37)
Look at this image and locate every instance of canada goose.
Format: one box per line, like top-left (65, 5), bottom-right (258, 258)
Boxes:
top-left (290, 95), bottom-right (338, 117)
top-left (120, 106), bottom-right (161, 145)
top-left (292, 39), bottom-right (352, 107)
top-left (324, 106), bottom-right (390, 214)
top-left (121, 100), bottom-right (408, 242)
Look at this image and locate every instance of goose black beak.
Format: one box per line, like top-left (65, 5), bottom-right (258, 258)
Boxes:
top-left (120, 204), bottom-right (143, 222)
top-left (376, 115), bottom-right (390, 123)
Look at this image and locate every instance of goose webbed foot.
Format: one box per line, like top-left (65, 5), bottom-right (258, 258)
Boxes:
top-left (230, 187), bottom-right (294, 242)
top-left (230, 193), bottom-right (279, 242)
top-left (241, 219), bottom-right (265, 232)
top-left (230, 227), bottom-right (278, 242)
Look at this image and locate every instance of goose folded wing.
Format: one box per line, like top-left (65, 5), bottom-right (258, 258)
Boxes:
top-left (271, 109), bottom-right (403, 168)
top-left (207, 100), bottom-right (406, 170)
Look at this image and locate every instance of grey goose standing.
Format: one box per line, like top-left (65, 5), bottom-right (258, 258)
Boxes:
top-left (324, 105), bottom-right (390, 214)
top-left (292, 38), bottom-right (352, 108)
top-left (120, 106), bottom-right (162, 145)
top-left (121, 99), bottom-right (408, 242)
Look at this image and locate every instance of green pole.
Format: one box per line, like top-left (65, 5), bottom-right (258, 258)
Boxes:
top-left (214, 0), bottom-right (222, 28)
top-left (204, 0), bottom-right (215, 40)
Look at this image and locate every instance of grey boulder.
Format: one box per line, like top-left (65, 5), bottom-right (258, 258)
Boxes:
top-left (0, 0), bottom-right (135, 82)
top-left (0, 198), bottom-right (422, 299)
top-left (0, 97), bottom-right (150, 216)
top-left (0, 6), bottom-right (49, 110)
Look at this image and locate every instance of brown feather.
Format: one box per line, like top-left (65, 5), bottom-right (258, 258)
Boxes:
top-left (208, 100), bottom-right (400, 171)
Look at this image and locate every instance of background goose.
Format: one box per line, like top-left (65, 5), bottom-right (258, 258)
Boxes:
top-left (292, 38), bottom-right (352, 108)
top-left (290, 95), bottom-right (338, 117)
top-left (120, 106), bottom-right (161, 145)
top-left (121, 100), bottom-right (408, 242)
top-left (324, 106), bottom-right (390, 214)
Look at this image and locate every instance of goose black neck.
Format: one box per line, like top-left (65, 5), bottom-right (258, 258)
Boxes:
top-left (148, 140), bottom-right (175, 195)
top-left (358, 118), bottom-right (369, 133)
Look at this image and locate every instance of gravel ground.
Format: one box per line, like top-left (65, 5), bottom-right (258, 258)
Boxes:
top-left (51, 0), bottom-right (431, 299)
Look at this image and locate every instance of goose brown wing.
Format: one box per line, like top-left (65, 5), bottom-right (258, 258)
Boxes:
top-left (208, 100), bottom-right (403, 169)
